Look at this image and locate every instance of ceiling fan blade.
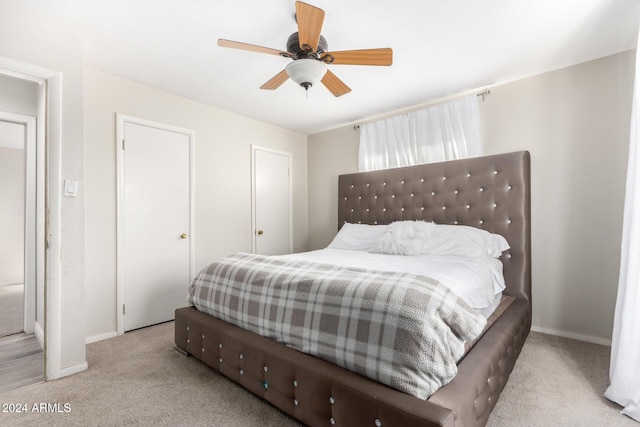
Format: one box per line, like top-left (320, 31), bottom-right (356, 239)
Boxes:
top-left (322, 48), bottom-right (393, 66)
top-left (260, 69), bottom-right (290, 90)
top-left (218, 39), bottom-right (291, 57)
top-left (321, 70), bottom-right (351, 97)
top-left (296, 1), bottom-right (325, 53)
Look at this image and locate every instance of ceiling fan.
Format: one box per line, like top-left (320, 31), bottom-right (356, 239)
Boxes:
top-left (218, 1), bottom-right (393, 97)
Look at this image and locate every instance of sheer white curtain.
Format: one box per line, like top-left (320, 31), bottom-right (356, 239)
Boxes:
top-left (604, 24), bottom-right (640, 423)
top-left (359, 94), bottom-right (481, 171)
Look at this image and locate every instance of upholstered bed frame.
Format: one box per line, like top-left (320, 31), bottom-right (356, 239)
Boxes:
top-left (175, 150), bottom-right (531, 426)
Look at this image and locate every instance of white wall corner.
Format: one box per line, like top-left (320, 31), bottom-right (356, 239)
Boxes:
top-left (531, 325), bottom-right (612, 347)
top-left (85, 331), bottom-right (118, 344)
top-left (34, 321), bottom-right (44, 348)
top-left (48, 361), bottom-right (88, 380)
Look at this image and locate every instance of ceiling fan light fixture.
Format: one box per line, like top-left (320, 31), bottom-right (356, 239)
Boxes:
top-left (286, 59), bottom-right (327, 91)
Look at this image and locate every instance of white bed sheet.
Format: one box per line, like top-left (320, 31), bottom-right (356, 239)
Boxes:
top-left (280, 248), bottom-right (505, 316)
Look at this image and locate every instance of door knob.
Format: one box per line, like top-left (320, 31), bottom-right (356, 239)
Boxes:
top-left (180, 233), bottom-right (188, 239)
top-left (257, 230), bottom-right (264, 235)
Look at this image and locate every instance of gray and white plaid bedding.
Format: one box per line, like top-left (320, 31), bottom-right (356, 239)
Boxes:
top-left (188, 252), bottom-right (487, 399)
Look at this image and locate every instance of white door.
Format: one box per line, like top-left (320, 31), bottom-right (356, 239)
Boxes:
top-left (252, 147), bottom-right (292, 255)
top-left (118, 116), bottom-right (193, 332)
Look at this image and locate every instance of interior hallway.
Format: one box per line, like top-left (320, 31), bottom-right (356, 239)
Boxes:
top-left (0, 284), bottom-right (43, 393)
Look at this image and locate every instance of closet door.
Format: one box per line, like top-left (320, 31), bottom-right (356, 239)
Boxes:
top-left (252, 146), bottom-right (292, 255)
top-left (117, 115), bottom-right (194, 332)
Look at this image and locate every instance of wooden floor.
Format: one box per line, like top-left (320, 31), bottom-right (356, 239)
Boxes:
top-left (0, 333), bottom-right (44, 393)
top-left (0, 284), bottom-right (24, 337)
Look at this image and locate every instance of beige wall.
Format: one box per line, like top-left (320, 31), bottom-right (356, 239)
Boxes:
top-left (83, 68), bottom-right (308, 340)
top-left (1, 3), bottom-right (86, 374)
top-left (308, 50), bottom-right (635, 344)
top-left (308, 126), bottom-right (359, 249)
top-left (482, 50), bottom-right (633, 343)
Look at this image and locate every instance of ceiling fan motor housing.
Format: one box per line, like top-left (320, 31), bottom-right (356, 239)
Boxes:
top-left (286, 32), bottom-right (328, 58)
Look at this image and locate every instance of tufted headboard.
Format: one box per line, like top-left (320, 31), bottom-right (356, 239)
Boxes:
top-left (338, 151), bottom-right (531, 304)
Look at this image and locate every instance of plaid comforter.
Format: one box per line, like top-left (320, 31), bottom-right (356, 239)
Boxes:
top-left (188, 252), bottom-right (487, 399)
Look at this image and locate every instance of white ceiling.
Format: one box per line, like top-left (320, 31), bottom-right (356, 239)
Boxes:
top-left (8, 0), bottom-right (640, 135)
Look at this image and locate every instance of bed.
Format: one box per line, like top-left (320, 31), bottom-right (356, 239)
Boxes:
top-left (175, 150), bottom-right (531, 426)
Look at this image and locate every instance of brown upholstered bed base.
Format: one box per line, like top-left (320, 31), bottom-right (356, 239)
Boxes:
top-left (175, 299), bottom-right (529, 426)
top-left (175, 151), bottom-right (532, 426)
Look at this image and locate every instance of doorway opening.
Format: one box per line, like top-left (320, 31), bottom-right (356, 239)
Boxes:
top-left (0, 72), bottom-right (45, 392)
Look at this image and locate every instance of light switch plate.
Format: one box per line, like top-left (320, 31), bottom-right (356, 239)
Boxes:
top-left (64, 180), bottom-right (78, 197)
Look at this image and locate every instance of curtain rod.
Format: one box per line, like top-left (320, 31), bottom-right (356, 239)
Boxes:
top-left (353, 87), bottom-right (493, 130)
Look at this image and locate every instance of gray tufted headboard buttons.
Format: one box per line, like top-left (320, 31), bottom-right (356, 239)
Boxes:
top-left (338, 151), bottom-right (531, 305)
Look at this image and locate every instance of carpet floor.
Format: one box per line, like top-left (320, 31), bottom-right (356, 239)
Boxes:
top-left (0, 323), bottom-right (635, 426)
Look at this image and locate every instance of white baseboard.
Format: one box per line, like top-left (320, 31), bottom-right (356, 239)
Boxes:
top-left (85, 331), bottom-right (118, 344)
top-left (48, 361), bottom-right (88, 380)
top-left (34, 321), bottom-right (44, 348)
top-left (58, 362), bottom-right (88, 378)
top-left (531, 326), bottom-right (612, 347)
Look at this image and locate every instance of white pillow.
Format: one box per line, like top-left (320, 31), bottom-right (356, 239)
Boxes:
top-left (489, 233), bottom-right (510, 257)
top-left (369, 220), bottom-right (510, 258)
top-left (421, 224), bottom-right (509, 258)
top-left (369, 221), bottom-right (435, 256)
top-left (327, 223), bottom-right (387, 251)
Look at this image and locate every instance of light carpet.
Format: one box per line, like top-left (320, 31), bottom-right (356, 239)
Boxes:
top-left (0, 323), bottom-right (635, 426)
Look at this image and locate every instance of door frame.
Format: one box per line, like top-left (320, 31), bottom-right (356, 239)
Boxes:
top-left (250, 145), bottom-right (293, 254)
top-left (115, 114), bottom-right (195, 335)
top-left (0, 56), bottom-right (63, 379)
top-left (0, 111), bottom-right (37, 335)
